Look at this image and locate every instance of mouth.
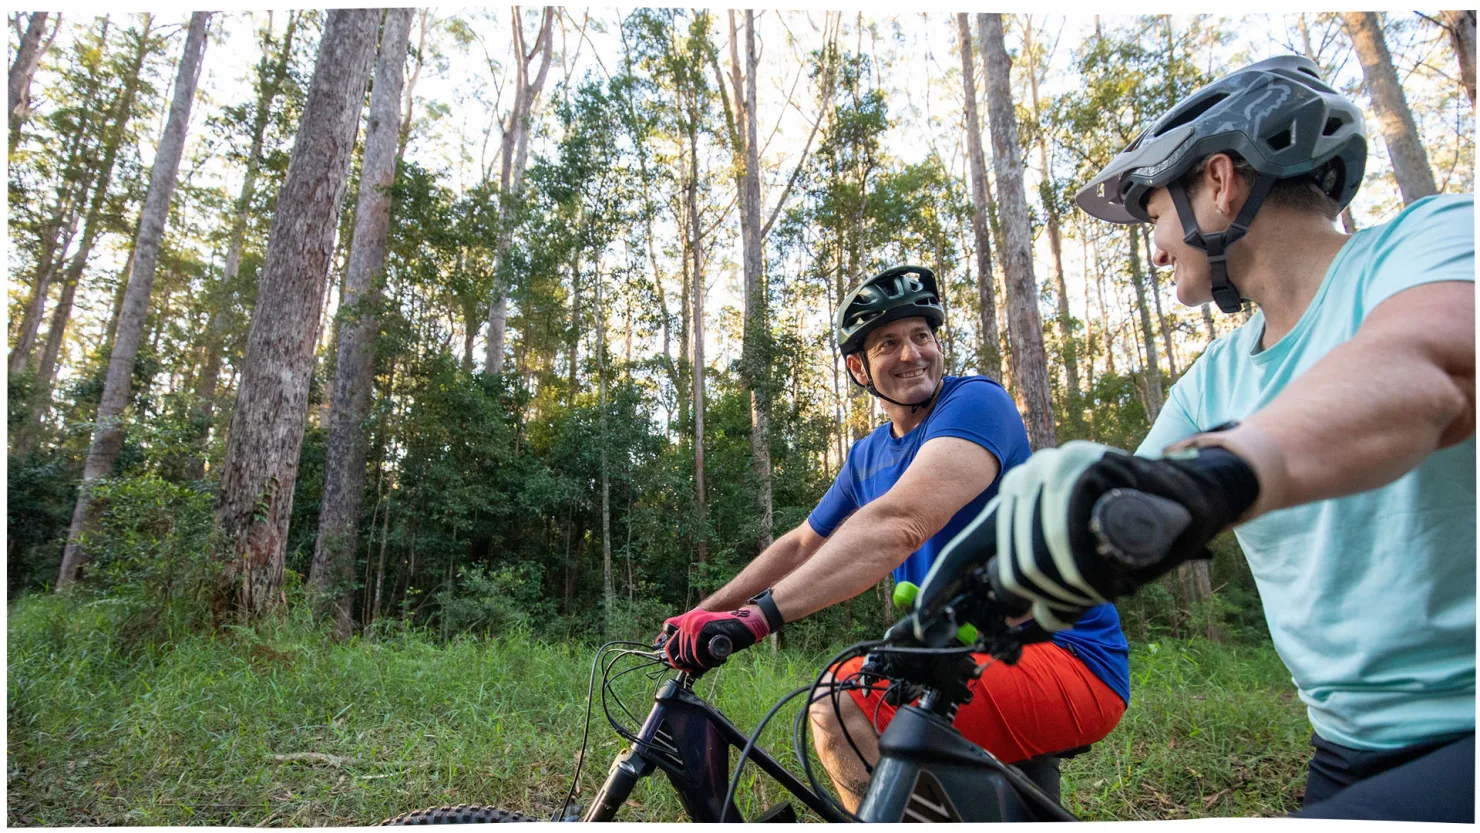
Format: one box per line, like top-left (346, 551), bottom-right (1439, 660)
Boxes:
top-left (893, 367), bottom-right (929, 380)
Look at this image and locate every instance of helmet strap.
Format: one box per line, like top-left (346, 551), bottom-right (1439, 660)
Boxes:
top-left (1167, 173), bottom-right (1276, 314)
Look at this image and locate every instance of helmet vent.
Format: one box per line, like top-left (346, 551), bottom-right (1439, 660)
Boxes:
top-left (1153, 93), bottom-right (1227, 137)
top-left (1266, 128), bottom-right (1293, 151)
top-left (1322, 116), bottom-right (1345, 136)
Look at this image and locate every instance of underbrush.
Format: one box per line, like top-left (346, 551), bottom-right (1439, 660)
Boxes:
top-left (8, 594), bottom-right (1309, 825)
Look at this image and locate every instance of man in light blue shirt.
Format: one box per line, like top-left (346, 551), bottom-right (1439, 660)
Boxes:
top-left (971, 56), bottom-right (1474, 821)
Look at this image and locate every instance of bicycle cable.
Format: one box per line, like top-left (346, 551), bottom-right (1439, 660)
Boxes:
top-left (555, 640), bottom-right (655, 822)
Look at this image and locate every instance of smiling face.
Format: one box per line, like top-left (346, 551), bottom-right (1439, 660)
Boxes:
top-left (846, 316), bottom-right (944, 404)
top-left (1145, 185), bottom-right (1224, 307)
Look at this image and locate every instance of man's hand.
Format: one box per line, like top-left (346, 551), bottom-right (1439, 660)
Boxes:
top-left (991, 440), bottom-right (1261, 631)
top-left (660, 606), bottom-right (770, 676)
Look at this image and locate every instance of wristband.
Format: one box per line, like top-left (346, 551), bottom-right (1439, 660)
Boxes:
top-left (1165, 421), bottom-right (1288, 522)
top-left (747, 589), bottom-right (785, 633)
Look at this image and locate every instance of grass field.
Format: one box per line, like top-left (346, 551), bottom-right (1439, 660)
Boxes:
top-left (8, 594), bottom-right (1311, 825)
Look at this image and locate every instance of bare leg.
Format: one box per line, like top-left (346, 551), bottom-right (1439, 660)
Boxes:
top-left (808, 670), bottom-right (882, 813)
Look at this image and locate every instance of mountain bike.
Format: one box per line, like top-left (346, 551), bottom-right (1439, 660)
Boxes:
top-left (382, 488), bottom-right (1188, 823)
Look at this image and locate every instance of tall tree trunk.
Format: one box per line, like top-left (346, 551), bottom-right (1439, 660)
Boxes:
top-left (979, 14), bottom-right (1055, 449)
top-left (485, 7), bottom-right (555, 374)
top-left (209, 9), bottom-right (378, 620)
top-left (189, 12), bottom-right (299, 481)
top-left (56, 13), bottom-right (210, 590)
top-left (1023, 18), bottom-right (1080, 424)
top-left (1342, 12), bottom-right (1439, 204)
top-left (1442, 11), bottom-right (1476, 108)
top-left (956, 14), bottom-right (1002, 382)
top-left (8, 11), bottom-right (55, 154)
top-left (688, 105), bottom-right (708, 566)
top-left (310, 8), bottom-right (412, 640)
top-left (730, 10), bottom-right (774, 558)
top-left (1126, 226), bottom-right (1164, 421)
top-left (598, 258), bottom-right (614, 622)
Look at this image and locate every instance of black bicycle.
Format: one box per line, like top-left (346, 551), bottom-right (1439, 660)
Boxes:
top-left (383, 488), bottom-right (1189, 824)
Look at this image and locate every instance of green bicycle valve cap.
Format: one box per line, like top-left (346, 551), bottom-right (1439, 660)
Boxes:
top-left (893, 581), bottom-right (920, 611)
top-left (956, 622), bottom-right (979, 647)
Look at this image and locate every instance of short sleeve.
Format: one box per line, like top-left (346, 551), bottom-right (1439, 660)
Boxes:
top-left (807, 447), bottom-right (859, 537)
top-left (1361, 195), bottom-right (1475, 317)
top-left (920, 378), bottom-right (1029, 474)
top-left (1136, 381), bottom-right (1202, 458)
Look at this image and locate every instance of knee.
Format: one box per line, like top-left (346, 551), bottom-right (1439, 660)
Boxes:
top-left (809, 671), bottom-right (843, 738)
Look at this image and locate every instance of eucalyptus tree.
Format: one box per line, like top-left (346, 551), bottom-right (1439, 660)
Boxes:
top-left (211, 9), bottom-right (378, 619)
top-left (979, 13), bottom-right (1055, 449)
top-left (1342, 12), bottom-right (1439, 204)
top-left (10, 17), bottom-right (119, 377)
top-left (188, 11), bottom-right (304, 480)
top-left (57, 12), bottom-right (211, 590)
top-left (954, 13), bottom-right (1001, 382)
top-left (1438, 11), bottom-right (1476, 108)
top-left (8, 11), bottom-right (59, 153)
top-left (311, 8), bottom-right (414, 640)
top-left (485, 6), bottom-right (555, 375)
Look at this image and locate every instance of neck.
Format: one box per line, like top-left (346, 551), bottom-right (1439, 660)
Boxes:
top-left (1227, 209), bottom-right (1351, 347)
top-left (884, 392), bottom-right (939, 437)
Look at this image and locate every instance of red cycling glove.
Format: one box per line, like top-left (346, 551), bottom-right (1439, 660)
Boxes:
top-left (661, 606), bottom-right (770, 676)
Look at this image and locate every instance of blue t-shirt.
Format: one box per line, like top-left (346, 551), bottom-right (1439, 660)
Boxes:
top-left (1138, 195), bottom-right (1475, 750)
top-left (808, 375), bottom-right (1131, 704)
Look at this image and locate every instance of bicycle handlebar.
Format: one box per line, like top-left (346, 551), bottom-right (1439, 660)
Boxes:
top-left (910, 488), bottom-right (1192, 647)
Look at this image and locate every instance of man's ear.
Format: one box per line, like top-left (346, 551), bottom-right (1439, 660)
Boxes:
top-left (844, 352), bottom-right (870, 387)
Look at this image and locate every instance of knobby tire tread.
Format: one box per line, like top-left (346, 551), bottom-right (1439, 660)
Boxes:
top-left (380, 804), bottom-right (536, 824)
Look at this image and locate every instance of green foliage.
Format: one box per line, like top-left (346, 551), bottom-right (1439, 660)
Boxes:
top-left (434, 563), bottom-right (555, 637)
top-left (8, 594), bottom-right (1310, 825)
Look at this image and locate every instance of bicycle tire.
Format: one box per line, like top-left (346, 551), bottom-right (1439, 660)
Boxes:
top-left (380, 805), bottom-right (538, 824)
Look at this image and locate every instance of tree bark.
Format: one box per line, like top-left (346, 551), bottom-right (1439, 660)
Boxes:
top-left (688, 89), bottom-right (709, 566)
top-left (979, 14), bottom-right (1055, 449)
top-left (310, 8), bottom-right (412, 641)
top-left (956, 14), bottom-right (1002, 382)
top-left (189, 12), bottom-right (299, 481)
top-left (485, 7), bottom-right (555, 374)
top-left (56, 12), bottom-right (211, 590)
top-left (209, 9), bottom-right (378, 620)
top-left (1342, 12), bottom-right (1439, 204)
top-left (1442, 11), bottom-right (1476, 108)
top-left (1143, 226), bottom-right (1178, 378)
top-left (8, 11), bottom-right (51, 153)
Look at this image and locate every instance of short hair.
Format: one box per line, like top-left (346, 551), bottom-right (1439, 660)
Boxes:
top-left (1180, 152), bottom-right (1342, 221)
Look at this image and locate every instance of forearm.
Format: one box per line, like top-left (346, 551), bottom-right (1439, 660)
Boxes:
top-left (771, 504), bottom-right (927, 623)
top-left (700, 528), bottom-right (811, 611)
top-left (1204, 331), bottom-right (1472, 518)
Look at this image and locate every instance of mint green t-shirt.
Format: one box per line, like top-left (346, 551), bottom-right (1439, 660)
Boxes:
top-left (1138, 194), bottom-right (1476, 751)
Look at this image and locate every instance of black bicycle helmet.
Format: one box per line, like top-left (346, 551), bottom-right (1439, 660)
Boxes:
top-left (835, 265), bottom-right (945, 356)
top-left (835, 265), bottom-right (947, 413)
top-left (1075, 55), bottom-right (1367, 313)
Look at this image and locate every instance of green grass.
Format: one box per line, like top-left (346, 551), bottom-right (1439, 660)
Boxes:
top-left (8, 595), bottom-right (1310, 825)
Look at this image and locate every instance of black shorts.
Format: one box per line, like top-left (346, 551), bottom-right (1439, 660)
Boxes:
top-left (1293, 730), bottom-right (1474, 822)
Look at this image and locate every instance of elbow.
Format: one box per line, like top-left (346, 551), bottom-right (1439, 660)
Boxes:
top-left (1434, 372), bottom-right (1475, 449)
top-left (861, 500), bottom-right (936, 564)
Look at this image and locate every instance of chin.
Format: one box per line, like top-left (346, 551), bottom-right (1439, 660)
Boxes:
top-left (1174, 277), bottom-right (1211, 308)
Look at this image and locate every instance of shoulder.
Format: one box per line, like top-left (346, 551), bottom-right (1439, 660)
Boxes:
top-left (936, 374), bottom-right (1014, 408)
top-left (1374, 194), bottom-right (1473, 241)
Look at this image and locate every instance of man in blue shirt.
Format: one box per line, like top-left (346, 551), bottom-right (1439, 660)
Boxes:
top-left (659, 266), bottom-right (1129, 810)
top-left (983, 56), bottom-right (1473, 821)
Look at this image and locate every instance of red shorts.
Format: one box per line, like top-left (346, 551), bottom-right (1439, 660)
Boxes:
top-left (837, 642), bottom-right (1125, 764)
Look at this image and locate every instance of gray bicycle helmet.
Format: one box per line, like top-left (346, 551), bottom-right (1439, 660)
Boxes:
top-left (835, 265), bottom-right (945, 356)
top-left (1075, 55), bottom-right (1367, 313)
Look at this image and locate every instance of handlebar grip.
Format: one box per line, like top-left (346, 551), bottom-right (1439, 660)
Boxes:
top-left (1089, 488), bottom-right (1193, 569)
top-left (707, 634), bottom-right (733, 660)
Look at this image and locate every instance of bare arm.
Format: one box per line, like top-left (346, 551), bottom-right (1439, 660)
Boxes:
top-left (698, 522), bottom-right (826, 612)
top-left (770, 437), bottom-right (1001, 623)
top-left (1188, 281), bottom-right (1475, 518)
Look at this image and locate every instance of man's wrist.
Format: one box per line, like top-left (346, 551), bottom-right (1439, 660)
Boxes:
top-left (747, 589), bottom-right (785, 633)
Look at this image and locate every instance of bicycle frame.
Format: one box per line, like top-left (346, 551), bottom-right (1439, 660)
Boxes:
top-left (583, 677), bottom-right (849, 822)
top-left (582, 673), bottom-right (1067, 823)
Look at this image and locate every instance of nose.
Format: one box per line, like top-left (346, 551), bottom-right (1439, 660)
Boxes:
top-left (1151, 241), bottom-right (1173, 269)
top-left (898, 339), bottom-right (920, 363)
